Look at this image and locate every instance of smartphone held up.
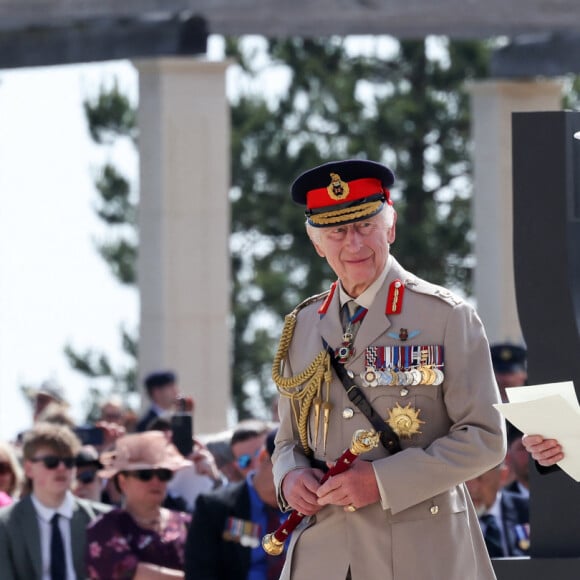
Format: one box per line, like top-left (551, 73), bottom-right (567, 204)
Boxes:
top-left (171, 396), bottom-right (194, 457)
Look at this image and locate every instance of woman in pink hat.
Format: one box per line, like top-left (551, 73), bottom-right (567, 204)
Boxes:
top-left (86, 431), bottom-right (192, 579)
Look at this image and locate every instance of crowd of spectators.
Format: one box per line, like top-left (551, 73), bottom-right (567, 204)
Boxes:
top-left (0, 345), bottom-right (544, 577)
top-left (0, 370), bottom-right (282, 579)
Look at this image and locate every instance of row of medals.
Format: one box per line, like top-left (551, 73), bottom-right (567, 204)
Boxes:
top-left (360, 365), bottom-right (444, 388)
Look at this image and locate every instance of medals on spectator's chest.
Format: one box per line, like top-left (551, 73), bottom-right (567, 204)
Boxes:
top-left (223, 517), bottom-right (261, 548)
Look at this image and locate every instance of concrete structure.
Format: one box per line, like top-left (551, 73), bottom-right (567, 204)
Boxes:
top-left (136, 58), bottom-right (231, 433)
top-left (469, 79), bottom-right (562, 343)
top-left (4, 1), bottom-right (580, 38)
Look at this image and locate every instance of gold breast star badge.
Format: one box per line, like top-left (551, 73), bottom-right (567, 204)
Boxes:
top-left (386, 403), bottom-right (425, 438)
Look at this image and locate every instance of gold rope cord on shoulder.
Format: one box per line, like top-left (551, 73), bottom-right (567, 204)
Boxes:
top-left (272, 308), bottom-right (332, 457)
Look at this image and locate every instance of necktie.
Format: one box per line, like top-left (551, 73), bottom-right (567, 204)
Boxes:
top-left (481, 513), bottom-right (504, 558)
top-left (265, 506), bottom-right (285, 580)
top-left (50, 513), bottom-right (66, 580)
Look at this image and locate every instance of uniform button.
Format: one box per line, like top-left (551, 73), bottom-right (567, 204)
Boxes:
top-left (342, 407), bottom-right (354, 419)
top-left (400, 388), bottom-right (409, 397)
top-left (430, 505), bottom-right (439, 515)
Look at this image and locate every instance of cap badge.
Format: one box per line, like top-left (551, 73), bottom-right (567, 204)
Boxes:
top-left (327, 172), bottom-right (350, 201)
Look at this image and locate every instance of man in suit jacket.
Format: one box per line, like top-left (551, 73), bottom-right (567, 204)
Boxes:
top-left (136, 370), bottom-right (180, 432)
top-left (0, 422), bottom-right (110, 580)
top-left (466, 463), bottom-right (530, 557)
top-left (184, 428), bottom-right (285, 580)
top-left (271, 160), bottom-right (506, 580)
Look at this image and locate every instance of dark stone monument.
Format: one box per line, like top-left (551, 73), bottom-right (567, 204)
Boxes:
top-left (493, 110), bottom-right (580, 579)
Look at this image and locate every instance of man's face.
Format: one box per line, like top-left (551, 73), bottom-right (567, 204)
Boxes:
top-left (465, 466), bottom-right (506, 516)
top-left (151, 382), bottom-right (179, 409)
top-left (72, 465), bottom-right (102, 501)
top-left (231, 435), bottom-right (267, 477)
top-left (24, 445), bottom-right (75, 501)
top-left (310, 212), bottom-right (396, 298)
top-left (495, 370), bottom-right (527, 403)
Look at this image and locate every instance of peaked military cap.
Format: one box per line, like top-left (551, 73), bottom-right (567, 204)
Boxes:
top-left (291, 159), bottom-right (395, 227)
top-left (490, 343), bottom-right (527, 374)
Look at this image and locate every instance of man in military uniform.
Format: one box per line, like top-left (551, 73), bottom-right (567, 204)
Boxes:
top-left (490, 343), bottom-right (528, 403)
top-left (271, 159), bottom-right (506, 580)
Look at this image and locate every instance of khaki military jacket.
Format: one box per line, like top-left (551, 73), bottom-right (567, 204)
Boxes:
top-left (272, 257), bottom-right (506, 580)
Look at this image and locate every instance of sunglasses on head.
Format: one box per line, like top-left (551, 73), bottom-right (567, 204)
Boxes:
top-left (126, 468), bottom-right (173, 482)
top-left (0, 461), bottom-right (12, 475)
top-left (236, 448), bottom-right (261, 469)
top-left (76, 470), bottom-right (98, 484)
top-left (30, 455), bottom-right (76, 469)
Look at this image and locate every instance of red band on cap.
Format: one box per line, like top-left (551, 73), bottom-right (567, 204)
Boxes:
top-left (307, 178), bottom-right (388, 210)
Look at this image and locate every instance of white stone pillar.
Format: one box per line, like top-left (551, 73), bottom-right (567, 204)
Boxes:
top-left (134, 57), bottom-right (231, 434)
top-left (468, 80), bottom-right (562, 345)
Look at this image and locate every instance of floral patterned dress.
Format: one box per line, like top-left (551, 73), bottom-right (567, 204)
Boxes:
top-left (86, 508), bottom-right (191, 579)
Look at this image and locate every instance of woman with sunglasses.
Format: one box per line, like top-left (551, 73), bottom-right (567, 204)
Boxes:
top-left (86, 431), bottom-right (192, 579)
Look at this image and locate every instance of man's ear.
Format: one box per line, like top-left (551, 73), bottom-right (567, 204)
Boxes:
top-left (387, 211), bottom-right (397, 244)
top-left (307, 228), bottom-right (326, 258)
top-left (311, 241), bottom-right (326, 258)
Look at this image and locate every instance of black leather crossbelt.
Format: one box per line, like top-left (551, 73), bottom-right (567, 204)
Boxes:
top-left (328, 347), bottom-right (402, 455)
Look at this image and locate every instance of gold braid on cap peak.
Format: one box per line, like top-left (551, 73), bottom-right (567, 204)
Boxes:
top-left (272, 293), bottom-right (332, 457)
top-left (309, 199), bottom-right (384, 226)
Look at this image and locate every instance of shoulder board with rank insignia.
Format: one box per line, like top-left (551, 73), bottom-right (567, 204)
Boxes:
top-left (287, 285), bottom-right (334, 318)
top-left (404, 277), bottom-right (463, 306)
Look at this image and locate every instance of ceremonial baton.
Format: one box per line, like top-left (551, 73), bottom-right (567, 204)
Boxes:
top-left (262, 428), bottom-right (380, 556)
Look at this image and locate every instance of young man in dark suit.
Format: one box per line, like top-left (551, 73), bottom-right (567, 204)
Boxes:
top-left (0, 422), bottom-right (110, 580)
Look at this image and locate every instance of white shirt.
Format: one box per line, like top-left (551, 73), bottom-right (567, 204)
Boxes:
top-left (167, 465), bottom-right (214, 512)
top-left (31, 490), bottom-right (77, 580)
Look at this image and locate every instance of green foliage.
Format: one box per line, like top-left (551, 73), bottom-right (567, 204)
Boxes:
top-left (83, 81), bottom-right (137, 144)
top-left (228, 36), bottom-right (490, 414)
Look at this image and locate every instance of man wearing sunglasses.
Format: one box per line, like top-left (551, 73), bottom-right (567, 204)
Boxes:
top-left (0, 422), bottom-right (110, 580)
top-left (72, 446), bottom-right (104, 504)
top-left (230, 420), bottom-right (272, 479)
top-left (185, 428), bottom-right (286, 580)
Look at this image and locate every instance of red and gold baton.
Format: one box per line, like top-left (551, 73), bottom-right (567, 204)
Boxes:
top-left (262, 429), bottom-right (379, 556)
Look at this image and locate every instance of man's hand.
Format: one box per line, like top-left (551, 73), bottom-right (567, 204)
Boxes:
top-left (522, 434), bottom-right (563, 466)
top-left (316, 460), bottom-right (379, 511)
top-left (95, 421), bottom-right (126, 451)
top-left (281, 467), bottom-right (325, 516)
top-left (190, 440), bottom-right (222, 482)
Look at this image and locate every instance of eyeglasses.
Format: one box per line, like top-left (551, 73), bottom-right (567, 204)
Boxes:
top-left (76, 470), bottom-right (98, 484)
top-left (0, 461), bottom-right (12, 475)
top-left (125, 468), bottom-right (173, 482)
top-left (30, 455), bottom-right (76, 469)
top-left (236, 448), bottom-right (261, 469)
